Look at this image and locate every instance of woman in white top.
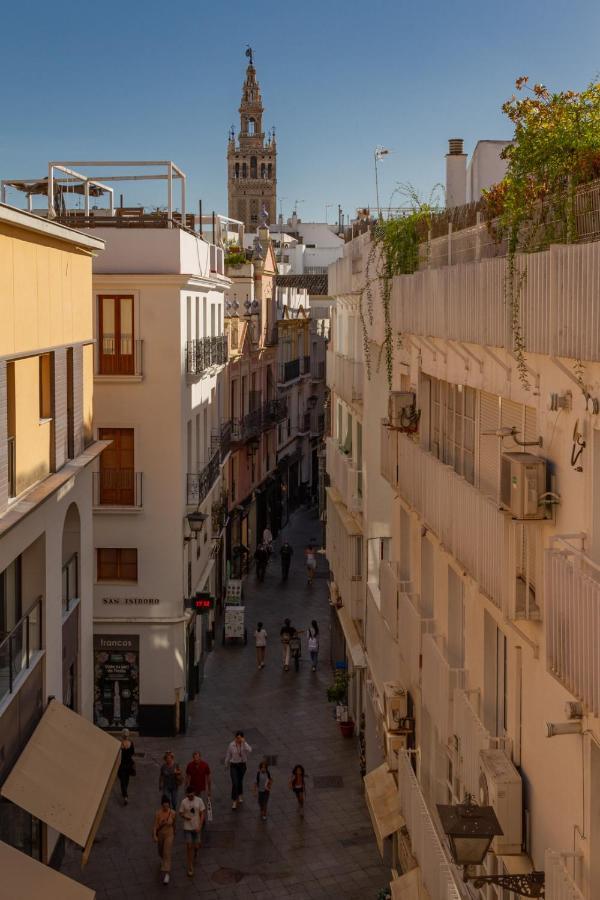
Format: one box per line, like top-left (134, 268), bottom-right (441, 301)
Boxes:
top-left (307, 620), bottom-right (319, 671)
top-left (254, 621), bottom-right (267, 669)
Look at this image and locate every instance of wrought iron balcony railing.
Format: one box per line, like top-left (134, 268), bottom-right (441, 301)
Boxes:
top-left (211, 419), bottom-right (233, 462)
top-left (232, 400), bottom-right (288, 444)
top-left (0, 595), bottom-right (42, 705)
top-left (96, 337), bottom-right (144, 377)
top-left (187, 451), bottom-right (221, 506)
top-left (186, 335), bottom-right (228, 376)
top-left (278, 358), bottom-right (300, 383)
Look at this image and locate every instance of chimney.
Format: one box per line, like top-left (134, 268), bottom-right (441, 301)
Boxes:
top-left (445, 138), bottom-right (467, 209)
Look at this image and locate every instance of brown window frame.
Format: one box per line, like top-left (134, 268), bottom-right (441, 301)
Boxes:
top-left (96, 548), bottom-right (138, 583)
top-left (39, 353), bottom-right (53, 421)
top-left (98, 295), bottom-right (135, 376)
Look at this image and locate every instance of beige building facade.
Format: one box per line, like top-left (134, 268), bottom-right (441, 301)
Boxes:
top-left (327, 208), bottom-right (600, 898)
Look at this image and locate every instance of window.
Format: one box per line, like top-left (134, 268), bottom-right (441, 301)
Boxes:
top-left (250, 157), bottom-right (257, 178)
top-left (429, 378), bottom-right (475, 485)
top-left (97, 549), bottom-right (138, 582)
top-left (0, 557), bottom-right (22, 639)
top-left (66, 348), bottom-right (74, 459)
top-left (97, 428), bottom-right (135, 505)
top-left (98, 295), bottom-right (134, 375)
top-left (248, 118), bottom-right (255, 135)
top-left (39, 353), bottom-right (53, 420)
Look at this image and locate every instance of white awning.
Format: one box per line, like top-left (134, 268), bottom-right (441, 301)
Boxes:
top-left (364, 762), bottom-right (404, 857)
top-left (0, 840), bottom-right (96, 900)
top-left (1, 700), bottom-right (120, 865)
top-left (336, 602), bottom-right (367, 668)
top-left (390, 868), bottom-right (431, 900)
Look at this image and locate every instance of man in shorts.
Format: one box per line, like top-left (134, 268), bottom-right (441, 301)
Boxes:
top-left (179, 786), bottom-right (205, 877)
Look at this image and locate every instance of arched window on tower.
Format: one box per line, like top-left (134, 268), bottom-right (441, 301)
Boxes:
top-left (268, 163), bottom-right (272, 179)
top-left (242, 162), bottom-right (247, 179)
top-left (235, 163), bottom-right (240, 179)
top-left (250, 157), bottom-right (257, 179)
top-left (260, 163), bottom-right (266, 179)
top-left (248, 118), bottom-right (255, 135)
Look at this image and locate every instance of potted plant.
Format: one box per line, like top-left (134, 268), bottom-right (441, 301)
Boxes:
top-left (326, 672), bottom-right (355, 735)
top-left (339, 719), bottom-right (355, 738)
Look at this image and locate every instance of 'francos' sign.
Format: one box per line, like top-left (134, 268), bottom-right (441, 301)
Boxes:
top-left (102, 597), bottom-right (160, 605)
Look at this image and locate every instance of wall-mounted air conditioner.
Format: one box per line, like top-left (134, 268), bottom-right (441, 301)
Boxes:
top-left (383, 681), bottom-right (408, 732)
top-left (385, 730), bottom-right (408, 771)
top-left (479, 749), bottom-right (522, 855)
top-left (388, 392), bottom-right (417, 429)
top-left (500, 452), bottom-right (547, 520)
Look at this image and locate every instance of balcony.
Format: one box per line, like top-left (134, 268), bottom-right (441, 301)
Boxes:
top-left (396, 751), bottom-right (462, 900)
top-left (387, 428), bottom-right (515, 614)
top-left (211, 419), bottom-right (233, 463)
top-left (231, 400), bottom-right (287, 445)
top-left (96, 338), bottom-right (143, 377)
top-left (379, 561), bottom-right (433, 690)
top-left (62, 553), bottom-right (79, 616)
top-left (186, 335), bottom-right (228, 377)
top-left (545, 538), bottom-right (600, 715)
top-left (422, 634), bottom-right (466, 748)
top-left (93, 470), bottom-right (144, 508)
top-left (545, 851), bottom-right (585, 900)
top-left (331, 353), bottom-right (363, 406)
top-left (326, 487), bottom-right (363, 620)
top-left (7, 436), bottom-right (15, 498)
top-left (301, 355), bottom-right (311, 376)
top-left (278, 358), bottom-right (300, 383)
top-left (187, 451), bottom-right (220, 506)
top-left (298, 411), bottom-right (311, 434)
top-left (452, 689), bottom-right (511, 800)
top-left (0, 596), bottom-right (42, 706)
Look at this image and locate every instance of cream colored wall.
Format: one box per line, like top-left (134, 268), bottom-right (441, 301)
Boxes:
top-left (0, 224), bottom-right (92, 356)
top-left (12, 355), bottom-right (51, 493)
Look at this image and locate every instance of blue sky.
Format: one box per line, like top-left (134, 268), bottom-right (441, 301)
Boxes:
top-left (1, 0), bottom-right (599, 223)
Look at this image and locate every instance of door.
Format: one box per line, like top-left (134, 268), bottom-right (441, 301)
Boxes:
top-left (99, 296), bottom-right (134, 375)
top-left (98, 428), bottom-right (135, 505)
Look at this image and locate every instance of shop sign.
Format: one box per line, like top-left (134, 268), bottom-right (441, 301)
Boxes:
top-left (93, 635), bottom-right (139, 730)
top-left (186, 592), bottom-right (214, 613)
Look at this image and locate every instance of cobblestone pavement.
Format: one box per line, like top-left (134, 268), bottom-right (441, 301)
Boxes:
top-left (64, 507), bottom-right (389, 899)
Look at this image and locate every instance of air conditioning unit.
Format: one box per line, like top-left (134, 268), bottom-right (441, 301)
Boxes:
top-left (479, 749), bottom-right (522, 855)
top-left (388, 392), bottom-right (416, 429)
top-left (385, 730), bottom-right (408, 770)
top-left (500, 452), bottom-right (547, 520)
top-left (383, 681), bottom-right (408, 732)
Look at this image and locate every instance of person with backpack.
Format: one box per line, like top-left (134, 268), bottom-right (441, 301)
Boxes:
top-left (280, 618), bottom-right (295, 671)
top-left (307, 620), bottom-right (320, 671)
top-left (280, 541), bottom-right (293, 581)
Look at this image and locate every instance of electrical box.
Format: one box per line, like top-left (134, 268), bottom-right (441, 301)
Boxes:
top-left (388, 392), bottom-right (416, 428)
top-left (500, 452), bottom-right (546, 520)
top-left (383, 681), bottom-right (408, 732)
top-left (479, 749), bottom-right (523, 855)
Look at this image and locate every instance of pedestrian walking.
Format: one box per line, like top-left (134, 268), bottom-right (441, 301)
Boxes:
top-left (280, 618), bottom-right (295, 671)
top-left (254, 543), bottom-right (269, 582)
top-left (289, 630), bottom-right (302, 672)
top-left (117, 729), bottom-right (135, 805)
top-left (289, 764), bottom-right (307, 816)
top-left (280, 540), bottom-right (293, 581)
top-left (305, 541), bottom-right (317, 586)
top-left (225, 731), bottom-right (252, 809)
top-left (179, 787), bottom-right (205, 877)
top-left (152, 795), bottom-right (176, 885)
top-left (253, 758), bottom-right (273, 821)
top-left (262, 527), bottom-right (273, 555)
top-left (185, 751), bottom-right (212, 806)
top-left (159, 751), bottom-right (183, 812)
top-left (307, 620), bottom-right (320, 671)
top-left (255, 621), bottom-right (268, 669)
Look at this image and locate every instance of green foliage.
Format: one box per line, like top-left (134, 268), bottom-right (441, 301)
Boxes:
top-left (326, 671), bottom-right (350, 704)
top-left (483, 77), bottom-right (600, 388)
top-left (225, 250), bottom-right (247, 267)
top-left (361, 187), bottom-right (441, 388)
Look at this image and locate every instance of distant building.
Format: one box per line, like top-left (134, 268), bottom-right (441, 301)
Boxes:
top-left (228, 50), bottom-right (277, 232)
top-left (445, 137), bottom-right (512, 207)
top-left (245, 212), bottom-right (344, 276)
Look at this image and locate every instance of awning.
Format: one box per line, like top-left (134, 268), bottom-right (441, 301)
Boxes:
top-left (364, 762), bottom-right (404, 857)
top-left (326, 485), bottom-right (362, 535)
top-left (336, 602), bottom-right (367, 668)
top-left (390, 868), bottom-right (430, 900)
top-left (0, 840), bottom-right (96, 899)
top-left (1, 700), bottom-right (120, 865)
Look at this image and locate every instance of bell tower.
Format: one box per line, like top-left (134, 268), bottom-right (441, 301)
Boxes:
top-left (228, 48), bottom-right (277, 233)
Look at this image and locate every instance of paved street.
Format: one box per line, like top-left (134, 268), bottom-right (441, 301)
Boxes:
top-left (64, 507), bottom-right (388, 899)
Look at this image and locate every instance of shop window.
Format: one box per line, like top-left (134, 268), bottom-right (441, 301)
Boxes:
top-left (97, 548), bottom-right (138, 582)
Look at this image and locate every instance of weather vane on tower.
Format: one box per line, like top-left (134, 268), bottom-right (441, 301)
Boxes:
top-left (245, 45), bottom-right (254, 66)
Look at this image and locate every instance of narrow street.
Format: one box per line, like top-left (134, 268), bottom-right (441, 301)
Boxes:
top-left (65, 507), bottom-right (388, 899)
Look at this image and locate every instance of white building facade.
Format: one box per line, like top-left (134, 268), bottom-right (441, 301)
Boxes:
top-left (327, 186), bottom-right (600, 898)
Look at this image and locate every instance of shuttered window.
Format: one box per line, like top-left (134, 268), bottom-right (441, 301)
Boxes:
top-left (97, 548), bottom-right (138, 582)
top-left (427, 377), bottom-right (475, 484)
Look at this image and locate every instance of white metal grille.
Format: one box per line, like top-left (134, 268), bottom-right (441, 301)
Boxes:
top-left (397, 751), bottom-right (464, 900)
top-left (545, 851), bottom-right (585, 900)
top-left (545, 546), bottom-right (600, 715)
top-left (422, 634), bottom-right (466, 748)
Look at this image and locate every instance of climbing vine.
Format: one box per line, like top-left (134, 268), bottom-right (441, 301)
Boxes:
top-left (483, 77), bottom-right (600, 388)
top-left (360, 188), bottom-right (440, 388)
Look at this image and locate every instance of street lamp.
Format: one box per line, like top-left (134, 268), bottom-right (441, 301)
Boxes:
top-left (374, 147), bottom-right (391, 219)
top-left (437, 800), bottom-right (546, 897)
top-left (186, 509), bottom-right (209, 540)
